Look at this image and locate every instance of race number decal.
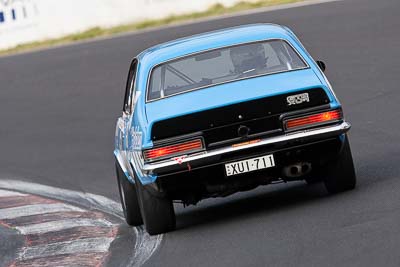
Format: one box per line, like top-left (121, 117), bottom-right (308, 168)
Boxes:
top-left (287, 93), bottom-right (310, 106)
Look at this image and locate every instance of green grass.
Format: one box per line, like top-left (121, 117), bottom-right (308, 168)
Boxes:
top-left (1, 0), bottom-right (303, 55)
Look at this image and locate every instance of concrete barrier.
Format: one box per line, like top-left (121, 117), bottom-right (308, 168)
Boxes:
top-left (0, 0), bottom-right (244, 50)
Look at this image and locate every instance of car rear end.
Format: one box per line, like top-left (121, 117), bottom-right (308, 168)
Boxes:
top-left (143, 84), bottom-right (349, 204)
top-left (140, 38), bottom-right (351, 205)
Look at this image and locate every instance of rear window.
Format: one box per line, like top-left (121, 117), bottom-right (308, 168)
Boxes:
top-left (147, 39), bottom-right (307, 101)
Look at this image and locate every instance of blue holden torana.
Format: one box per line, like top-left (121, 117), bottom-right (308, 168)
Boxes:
top-left (114, 24), bottom-right (356, 235)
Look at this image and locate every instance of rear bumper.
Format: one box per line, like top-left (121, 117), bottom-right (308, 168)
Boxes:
top-left (140, 121), bottom-right (351, 175)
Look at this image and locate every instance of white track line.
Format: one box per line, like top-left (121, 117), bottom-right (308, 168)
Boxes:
top-left (0, 180), bottom-right (163, 267)
top-left (0, 203), bottom-right (84, 220)
top-left (0, 180), bottom-right (122, 217)
top-left (18, 237), bottom-right (114, 261)
top-left (131, 226), bottom-right (163, 267)
top-left (16, 218), bottom-right (115, 235)
top-left (0, 189), bottom-right (27, 197)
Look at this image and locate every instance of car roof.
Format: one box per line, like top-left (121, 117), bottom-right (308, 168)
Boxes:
top-left (136, 24), bottom-right (293, 67)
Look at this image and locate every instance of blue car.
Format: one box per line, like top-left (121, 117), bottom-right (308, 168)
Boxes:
top-left (114, 24), bottom-right (356, 235)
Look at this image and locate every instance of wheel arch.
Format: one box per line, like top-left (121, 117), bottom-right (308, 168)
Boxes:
top-left (114, 150), bottom-right (135, 184)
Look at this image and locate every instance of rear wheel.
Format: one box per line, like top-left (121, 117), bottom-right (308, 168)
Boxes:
top-left (323, 135), bottom-right (356, 194)
top-left (136, 177), bottom-right (176, 235)
top-left (115, 161), bottom-right (143, 226)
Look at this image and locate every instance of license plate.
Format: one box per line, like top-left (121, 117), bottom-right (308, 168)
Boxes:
top-left (225, 154), bottom-right (275, 177)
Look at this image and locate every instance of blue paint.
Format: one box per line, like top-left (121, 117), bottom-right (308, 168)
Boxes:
top-left (0, 12), bottom-right (4, 23)
top-left (137, 24), bottom-right (296, 68)
top-left (144, 69), bottom-right (329, 140)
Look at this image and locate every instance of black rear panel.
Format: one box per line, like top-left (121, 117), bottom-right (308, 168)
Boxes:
top-left (151, 88), bottom-right (330, 147)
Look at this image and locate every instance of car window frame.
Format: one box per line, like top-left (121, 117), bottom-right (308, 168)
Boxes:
top-left (146, 38), bottom-right (310, 103)
top-left (123, 59), bottom-right (138, 115)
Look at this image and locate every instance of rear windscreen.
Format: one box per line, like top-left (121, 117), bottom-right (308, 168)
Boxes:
top-left (148, 39), bottom-right (307, 101)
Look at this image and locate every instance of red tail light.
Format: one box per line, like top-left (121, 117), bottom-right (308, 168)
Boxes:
top-left (285, 110), bottom-right (342, 131)
top-left (144, 139), bottom-right (203, 162)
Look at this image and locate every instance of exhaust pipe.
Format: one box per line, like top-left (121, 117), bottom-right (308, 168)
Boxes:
top-left (283, 162), bottom-right (312, 178)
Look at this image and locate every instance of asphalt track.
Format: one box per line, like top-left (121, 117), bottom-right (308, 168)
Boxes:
top-left (1, 0), bottom-right (400, 266)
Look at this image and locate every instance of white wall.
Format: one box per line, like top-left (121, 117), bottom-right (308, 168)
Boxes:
top-left (0, 0), bottom-right (245, 50)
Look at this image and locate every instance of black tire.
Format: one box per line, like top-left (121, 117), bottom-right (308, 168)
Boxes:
top-left (115, 161), bottom-right (143, 226)
top-left (135, 177), bottom-right (176, 235)
top-left (323, 135), bottom-right (357, 194)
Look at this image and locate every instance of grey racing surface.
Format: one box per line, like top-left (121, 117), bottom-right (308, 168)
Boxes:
top-left (1, 0), bottom-right (400, 266)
